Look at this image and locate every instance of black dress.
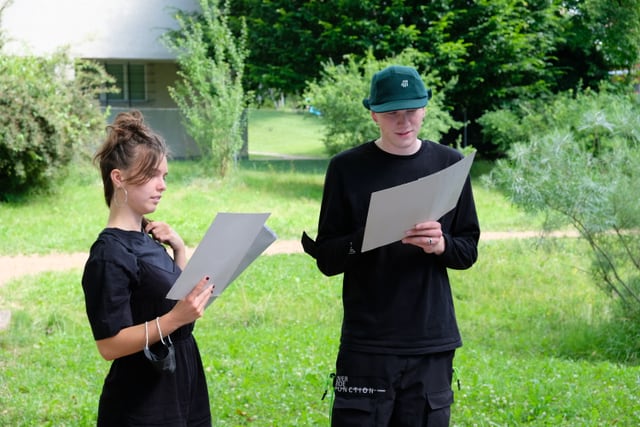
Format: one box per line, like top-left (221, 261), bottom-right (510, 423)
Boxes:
top-left (82, 228), bottom-right (211, 427)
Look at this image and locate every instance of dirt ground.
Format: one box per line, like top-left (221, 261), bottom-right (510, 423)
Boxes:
top-left (0, 239), bottom-right (303, 288)
top-left (0, 239), bottom-right (304, 330)
top-left (0, 231), bottom-right (581, 288)
top-left (0, 231), bottom-right (582, 330)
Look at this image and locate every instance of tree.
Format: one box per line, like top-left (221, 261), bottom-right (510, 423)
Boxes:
top-left (555, 0), bottom-right (640, 90)
top-left (227, 0), bottom-right (640, 156)
top-left (429, 0), bottom-right (562, 151)
top-left (227, 0), bottom-right (565, 151)
top-left (228, 0), bottom-right (434, 106)
top-left (163, 0), bottom-right (248, 177)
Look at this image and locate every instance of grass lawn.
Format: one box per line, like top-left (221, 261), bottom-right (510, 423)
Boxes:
top-left (1, 109), bottom-right (638, 425)
top-left (1, 240), bottom-right (639, 425)
top-left (247, 108), bottom-right (327, 159)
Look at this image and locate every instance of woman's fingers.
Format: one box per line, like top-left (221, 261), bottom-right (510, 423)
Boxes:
top-left (189, 276), bottom-right (214, 311)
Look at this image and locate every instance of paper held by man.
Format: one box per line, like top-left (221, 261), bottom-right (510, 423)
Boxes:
top-left (166, 212), bottom-right (277, 307)
top-left (361, 151), bottom-right (476, 252)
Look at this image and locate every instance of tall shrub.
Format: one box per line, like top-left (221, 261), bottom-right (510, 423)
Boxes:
top-left (488, 88), bottom-right (640, 323)
top-left (0, 52), bottom-right (113, 200)
top-left (303, 49), bottom-right (460, 156)
top-left (163, 0), bottom-right (248, 177)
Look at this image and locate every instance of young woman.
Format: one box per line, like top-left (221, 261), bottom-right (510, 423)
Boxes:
top-left (82, 110), bottom-right (213, 426)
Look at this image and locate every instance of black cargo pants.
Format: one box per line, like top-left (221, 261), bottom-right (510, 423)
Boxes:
top-left (331, 349), bottom-right (455, 427)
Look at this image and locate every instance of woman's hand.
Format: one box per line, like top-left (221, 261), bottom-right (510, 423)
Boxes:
top-left (166, 276), bottom-right (214, 328)
top-left (402, 220), bottom-right (445, 254)
top-left (94, 276), bottom-right (214, 361)
top-left (145, 220), bottom-right (187, 268)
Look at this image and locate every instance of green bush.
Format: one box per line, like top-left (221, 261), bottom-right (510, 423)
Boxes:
top-left (478, 84), bottom-right (640, 154)
top-left (487, 87), bottom-right (640, 321)
top-left (0, 52), bottom-right (112, 200)
top-left (304, 48), bottom-right (460, 156)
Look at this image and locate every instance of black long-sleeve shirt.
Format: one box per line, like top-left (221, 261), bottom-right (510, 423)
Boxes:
top-left (306, 140), bottom-right (480, 355)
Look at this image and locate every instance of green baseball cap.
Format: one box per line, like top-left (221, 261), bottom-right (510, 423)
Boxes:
top-left (363, 65), bottom-right (431, 113)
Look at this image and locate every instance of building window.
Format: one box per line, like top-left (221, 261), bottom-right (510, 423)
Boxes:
top-left (102, 63), bottom-right (146, 103)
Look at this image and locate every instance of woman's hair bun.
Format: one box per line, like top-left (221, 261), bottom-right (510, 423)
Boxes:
top-left (110, 110), bottom-right (149, 140)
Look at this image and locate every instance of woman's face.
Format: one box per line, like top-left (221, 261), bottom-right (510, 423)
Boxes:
top-left (122, 155), bottom-right (168, 216)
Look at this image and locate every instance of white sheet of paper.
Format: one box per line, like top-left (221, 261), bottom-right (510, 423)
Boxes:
top-left (166, 212), bottom-right (277, 306)
top-left (361, 151), bottom-right (476, 252)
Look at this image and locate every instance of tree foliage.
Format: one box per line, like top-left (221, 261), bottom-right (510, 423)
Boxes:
top-left (433, 1), bottom-right (561, 126)
top-left (228, 0), bottom-right (428, 104)
top-left (304, 49), bottom-right (460, 155)
top-left (487, 87), bottom-right (640, 320)
top-left (0, 52), bottom-right (114, 200)
top-left (227, 0), bottom-right (640, 155)
top-left (164, 0), bottom-right (248, 177)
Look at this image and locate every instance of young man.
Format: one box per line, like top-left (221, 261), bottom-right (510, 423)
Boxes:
top-left (302, 65), bottom-right (480, 426)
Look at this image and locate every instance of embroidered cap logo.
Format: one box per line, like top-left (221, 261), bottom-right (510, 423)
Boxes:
top-left (401, 79), bottom-right (409, 88)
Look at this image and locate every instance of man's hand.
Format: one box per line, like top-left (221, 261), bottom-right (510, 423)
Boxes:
top-left (402, 220), bottom-right (445, 254)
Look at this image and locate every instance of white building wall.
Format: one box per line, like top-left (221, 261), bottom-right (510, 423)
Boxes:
top-left (1, 0), bottom-right (201, 59)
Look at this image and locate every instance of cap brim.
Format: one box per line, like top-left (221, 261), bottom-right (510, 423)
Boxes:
top-left (368, 97), bottom-right (428, 113)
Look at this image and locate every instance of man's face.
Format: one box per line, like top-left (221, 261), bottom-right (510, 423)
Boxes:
top-left (372, 108), bottom-right (426, 155)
